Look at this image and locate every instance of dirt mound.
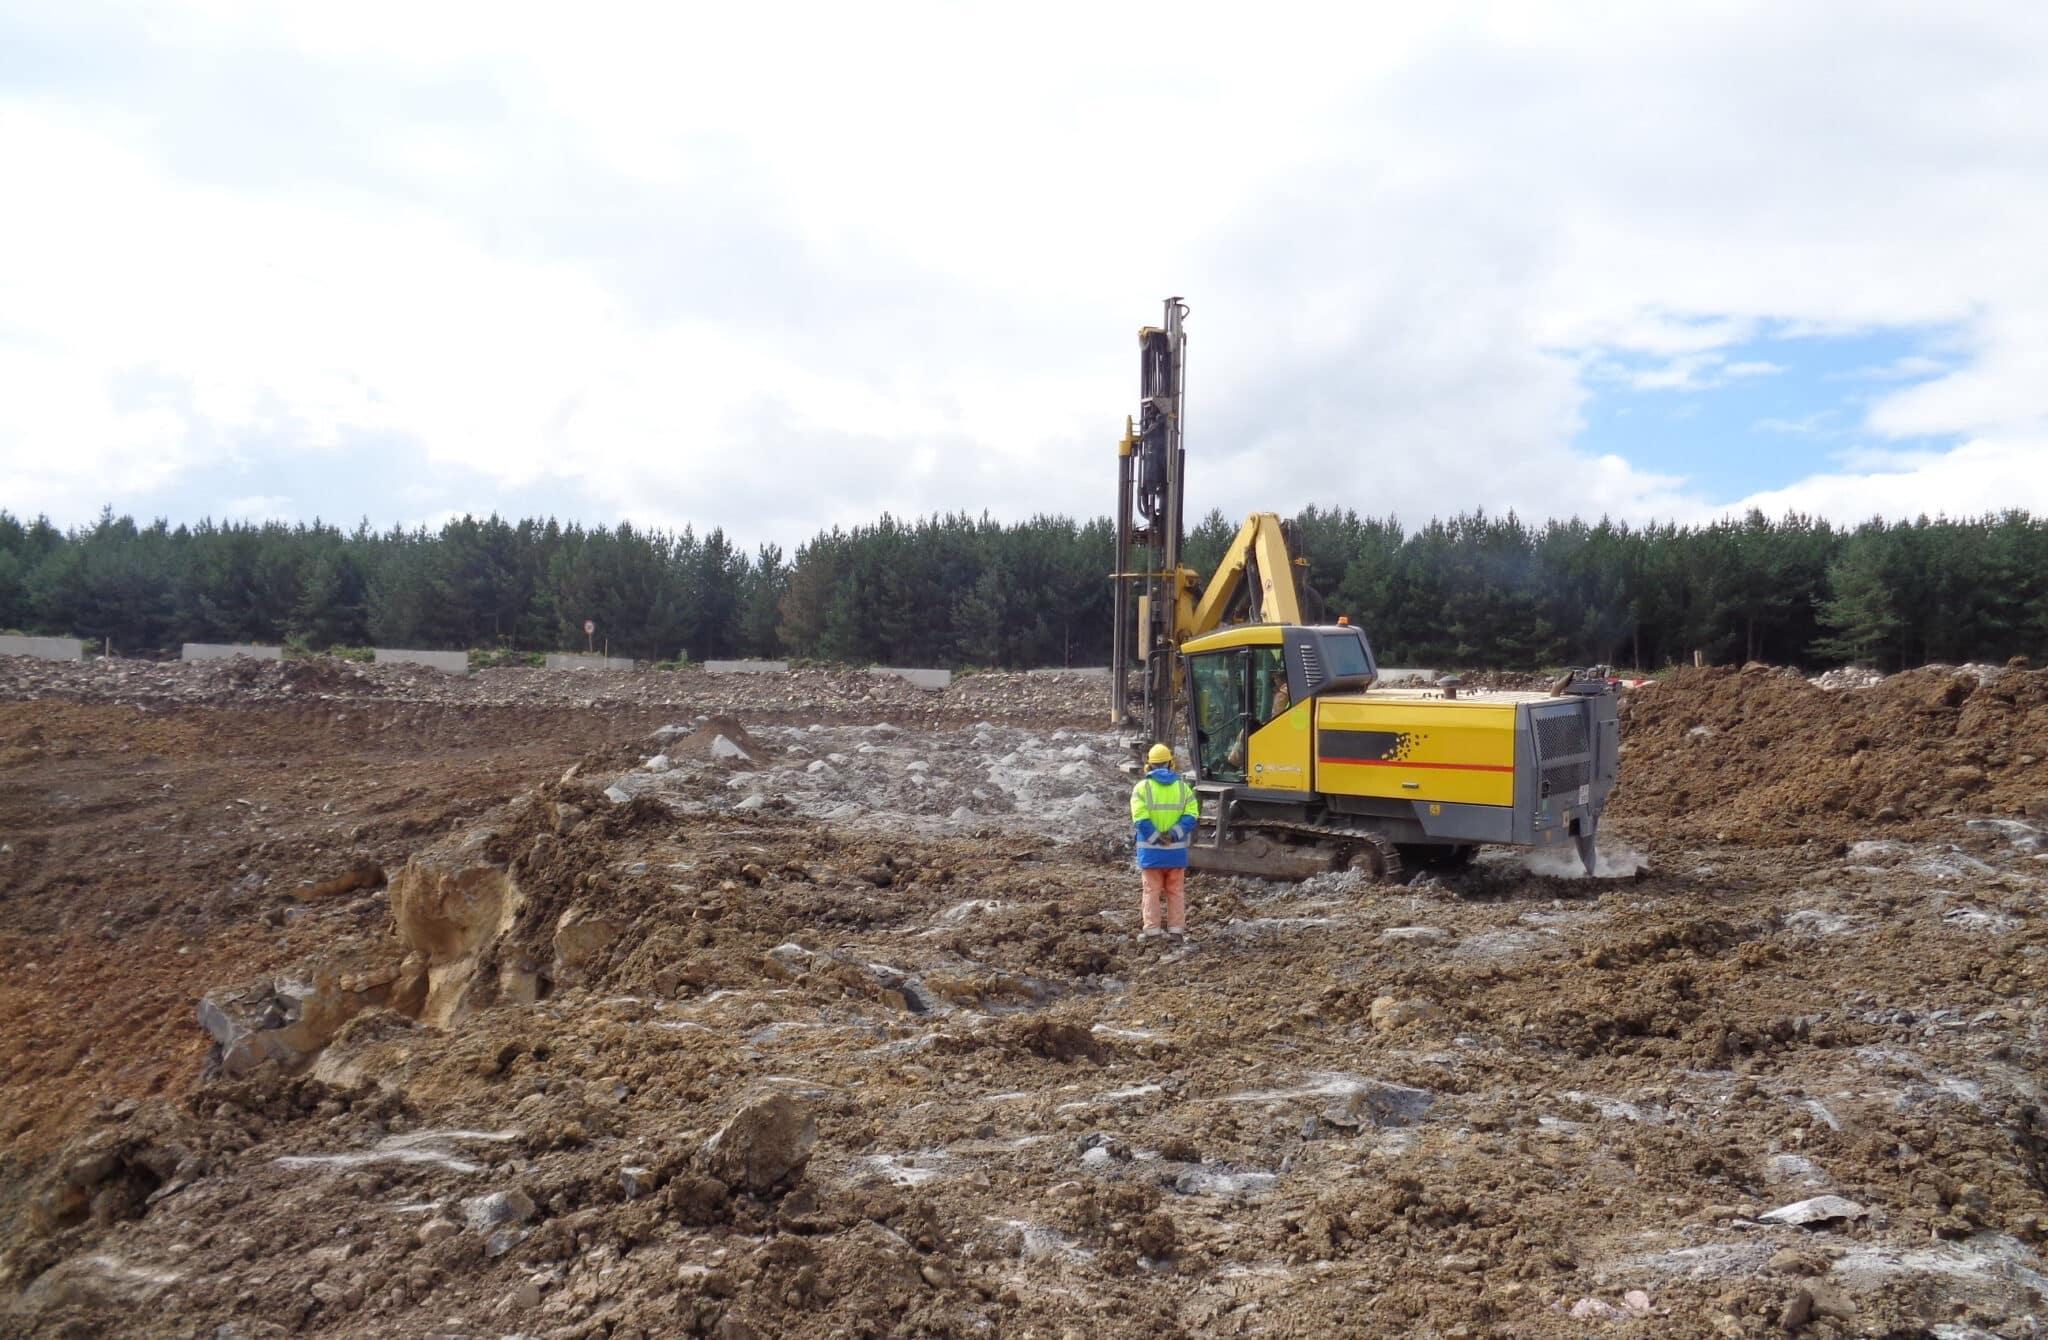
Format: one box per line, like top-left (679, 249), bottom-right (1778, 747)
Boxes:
top-left (657, 714), bottom-right (762, 764)
top-left (272, 657), bottom-right (378, 696)
top-left (1615, 664), bottom-right (2048, 841)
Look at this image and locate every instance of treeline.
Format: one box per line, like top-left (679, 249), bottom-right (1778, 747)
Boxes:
top-left (1, 506), bottom-right (2043, 670)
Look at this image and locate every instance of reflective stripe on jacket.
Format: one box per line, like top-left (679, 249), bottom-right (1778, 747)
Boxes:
top-left (1130, 768), bottom-right (1200, 869)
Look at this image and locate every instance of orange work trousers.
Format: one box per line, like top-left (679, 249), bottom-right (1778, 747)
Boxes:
top-left (1140, 867), bottom-right (1186, 931)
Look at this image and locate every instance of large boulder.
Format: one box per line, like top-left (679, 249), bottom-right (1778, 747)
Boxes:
top-left (388, 822), bottom-right (522, 1026)
top-left (701, 1093), bottom-right (817, 1196)
top-left (198, 956), bottom-right (404, 1078)
top-left (552, 906), bottom-right (620, 986)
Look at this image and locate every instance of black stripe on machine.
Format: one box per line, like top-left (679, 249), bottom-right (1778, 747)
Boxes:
top-left (1319, 729), bottom-right (1409, 762)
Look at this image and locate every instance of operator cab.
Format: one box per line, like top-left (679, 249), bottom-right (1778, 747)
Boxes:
top-left (1183, 623), bottom-right (1377, 784)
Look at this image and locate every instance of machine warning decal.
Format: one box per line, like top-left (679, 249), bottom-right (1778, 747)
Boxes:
top-left (1318, 728), bottom-right (1512, 772)
top-left (1319, 729), bottom-right (1417, 761)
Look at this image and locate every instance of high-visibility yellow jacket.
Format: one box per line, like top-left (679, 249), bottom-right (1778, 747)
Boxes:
top-left (1129, 767), bottom-right (1200, 869)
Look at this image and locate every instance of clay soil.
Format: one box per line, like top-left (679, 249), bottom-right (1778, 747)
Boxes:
top-left (1, 661), bottom-right (2045, 1339)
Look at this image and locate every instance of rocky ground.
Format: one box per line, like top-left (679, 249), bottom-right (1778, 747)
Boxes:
top-left (0, 660), bottom-right (2043, 1338)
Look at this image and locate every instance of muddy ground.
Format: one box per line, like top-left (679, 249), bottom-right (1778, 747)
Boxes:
top-left (0, 660), bottom-right (2043, 1339)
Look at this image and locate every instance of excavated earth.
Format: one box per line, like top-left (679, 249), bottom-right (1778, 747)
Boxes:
top-left (1, 659), bottom-right (2045, 1339)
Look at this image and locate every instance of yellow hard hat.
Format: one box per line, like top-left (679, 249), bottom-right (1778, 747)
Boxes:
top-left (1146, 743), bottom-right (1173, 766)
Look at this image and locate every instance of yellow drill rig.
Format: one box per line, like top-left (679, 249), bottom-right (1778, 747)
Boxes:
top-left (1110, 298), bottom-right (1619, 880)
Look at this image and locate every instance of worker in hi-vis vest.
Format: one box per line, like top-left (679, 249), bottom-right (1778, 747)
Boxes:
top-left (1128, 742), bottom-right (1201, 939)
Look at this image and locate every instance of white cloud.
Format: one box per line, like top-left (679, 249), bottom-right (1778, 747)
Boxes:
top-left (3, 0), bottom-right (2048, 540)
top-left (1726, 436), bottom-right (2048, 521)
top-left (1755, 411), bottom-right (1839, 437)
top-left (1834, 354), bottom-right (1950, 382)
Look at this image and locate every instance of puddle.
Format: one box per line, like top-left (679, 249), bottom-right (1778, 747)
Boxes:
top-left (1612, 1241), bottom-right (1773, 1279)
top-left (1173, 1167), bottom-right (1279, 1198)
top-left (1223, 1072), bottom-right (1432, 1127)
top-left (1219, 917), bottom-right (1344, 936)
top-left (1964, 818), bottom-right (2046, 852)
top-left (746, 1021), bottom-right (820, 1043)
top-left (275, 1128), bottom-right (519, 1176)
top-left (938, 899), bottom-right (1005, 924)
top-left (1911, 851), bottom-right (1998, 882)
top-left (1562, 1091), bottom-right (1665, 1123)
top-left (1785, 908), bottom-right (1857, 936)
top-left (857, 1153), bottom-right (947, 1186)
top-left (1055, 1083), bottom-right (1163, 1114)
top-left (1225, 1074), bottom-right (1371, 1103)
top-left (1942, 907), bottom-right (2019, 933)
top-left (384, 1129), bottom-right (520, 1148)
top-left (989, 1217), bottom-right (1093, 1262)
top-left (1832, 1234), bottom-right (2048, 1293)
top-left (1451, 929), bottom-right (1548, 960)
top-left (1765, 1153), bottom-right (1828, 1187)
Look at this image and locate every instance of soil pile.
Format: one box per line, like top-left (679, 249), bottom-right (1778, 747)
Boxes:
top-left (1616, 663), bottom-right (2048, 841)
top-left (654, 715), bottom-right (763, 765)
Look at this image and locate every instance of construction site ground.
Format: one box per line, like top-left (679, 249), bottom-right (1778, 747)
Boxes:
top-left (1, 658), bottom-right (2044, 1339)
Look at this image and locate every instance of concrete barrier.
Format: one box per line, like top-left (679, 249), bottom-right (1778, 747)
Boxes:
top-left (704, 660), bottom-right (789, 674)
top-left (0, 635), bottom-right (86, 661)
top-left (869, 667), bottom-right (952, 690)
top-left (374, 648), bottom-right (470, 675)
top-left (182, 643), bottom-right (284, 662)
top-left (545, 653), bottom-right (637, 671)
top-left (1024, 666), bottom-right (1112, 677)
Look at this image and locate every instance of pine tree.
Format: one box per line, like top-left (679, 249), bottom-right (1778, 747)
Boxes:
top-left (1813, 542), bottom-right (1902, 667)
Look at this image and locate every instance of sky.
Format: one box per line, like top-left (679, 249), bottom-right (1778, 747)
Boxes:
top-left (3, 1), bottom-right (2047, 549)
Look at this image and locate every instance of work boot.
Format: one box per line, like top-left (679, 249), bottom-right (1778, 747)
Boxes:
top-left (1138, 928), bottom-right (1164, 942)
top-left (1166, 927), bottom-right (1187, 942)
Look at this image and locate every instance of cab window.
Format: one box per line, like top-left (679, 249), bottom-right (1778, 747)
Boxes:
top-left (1188, 652), bottom-right (1246, 782)
top-left (1321, 629), bottom-right (1371, 681)
top-left (1250, 646), bottom-right (1290, 722)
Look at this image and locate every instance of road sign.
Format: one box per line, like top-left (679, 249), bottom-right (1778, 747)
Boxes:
top-left (584, 620), bottom-right (595, 635)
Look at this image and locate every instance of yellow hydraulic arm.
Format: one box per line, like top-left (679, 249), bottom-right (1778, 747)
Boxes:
top-left (1184, 512), bottom-right (1306, 638)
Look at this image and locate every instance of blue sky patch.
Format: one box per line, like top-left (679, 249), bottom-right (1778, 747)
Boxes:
top-left (1573, 325), bottom-right (1963, 504)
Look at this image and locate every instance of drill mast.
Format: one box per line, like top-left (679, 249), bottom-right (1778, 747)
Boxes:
top-left (1111, 297), bottom-right (1190, 744)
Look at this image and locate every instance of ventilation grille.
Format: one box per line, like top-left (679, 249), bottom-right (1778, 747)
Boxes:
top-left (1534, 707), bottom-right (1592, 797)
top-left (1298, 644), bottom-right (1325, 691)
top-left (1534, 711), bottom-right (1588, 760)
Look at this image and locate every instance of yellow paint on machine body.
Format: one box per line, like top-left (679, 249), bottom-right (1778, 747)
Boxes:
top-left (1308, 696), bottom-right (1519, 807)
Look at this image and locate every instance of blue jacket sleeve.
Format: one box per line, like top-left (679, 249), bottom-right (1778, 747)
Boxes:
top-left (1134, 817), bottom-right (1159, 840)
top-left (1173, 815), bottom-right (1196, 838)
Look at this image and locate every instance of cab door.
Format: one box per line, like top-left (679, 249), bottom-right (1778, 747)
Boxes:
top-left (1187, 651), bottom-right (1248, 782)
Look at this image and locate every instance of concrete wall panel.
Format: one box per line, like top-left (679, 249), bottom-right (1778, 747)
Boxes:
top-left (869, 667), bottom-right (952, 690)
top-left (545, 654), bottom-right (637, 671)
top-left (0, 635), bottom-right (86, 661)
top-left (182, 643), bottom-right (284, 662)
top-left (703, 660), bottom-right (789, 674)
top-left (374, 648), bottom-right (470, 674)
